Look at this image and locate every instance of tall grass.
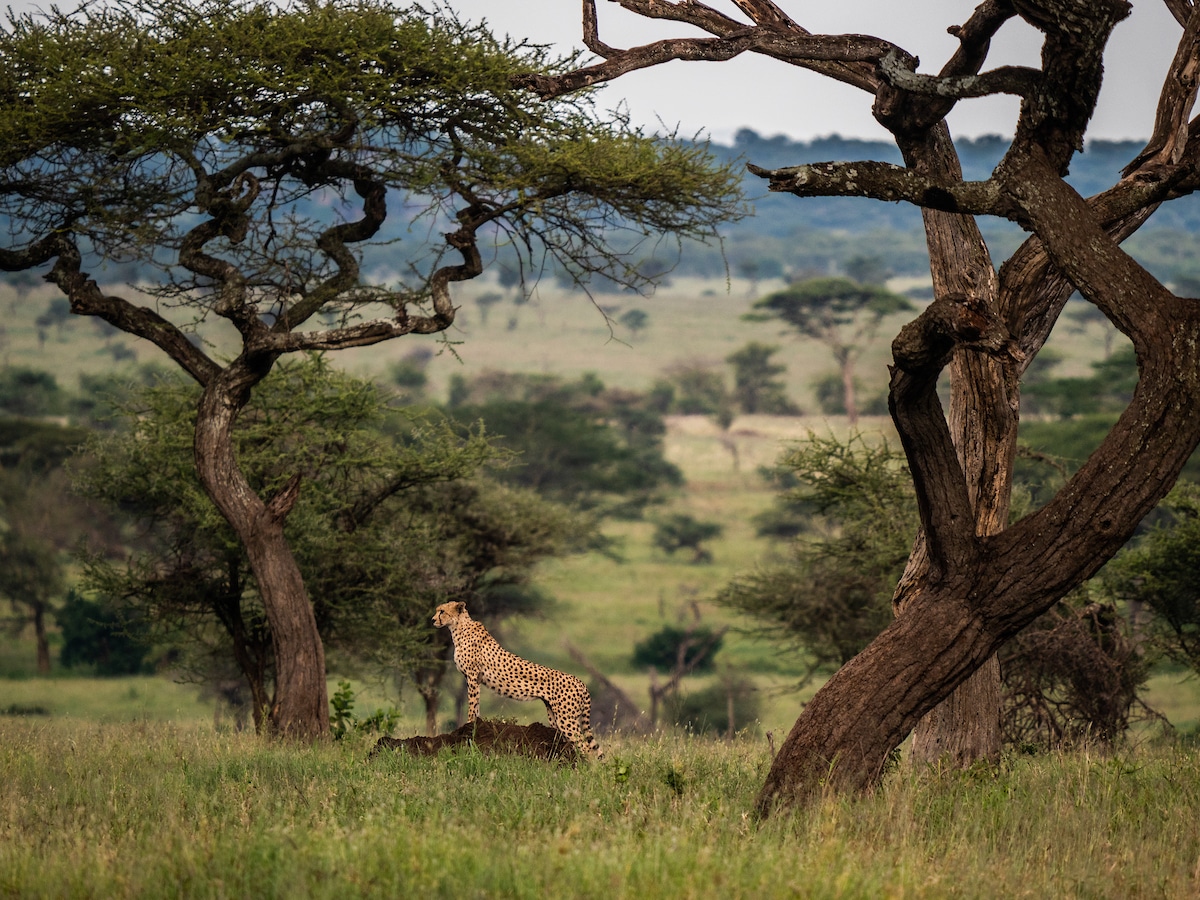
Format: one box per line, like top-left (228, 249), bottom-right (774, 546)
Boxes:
top-left (3, 718), bottom-right (1199, 898)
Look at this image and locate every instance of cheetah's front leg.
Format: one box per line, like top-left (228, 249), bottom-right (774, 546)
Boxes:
top-left (467, 675), bottom-right (480, 722)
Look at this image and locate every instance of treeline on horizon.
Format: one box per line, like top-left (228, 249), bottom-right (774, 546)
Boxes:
top-left (4, 131), bottom-right (1198, 294)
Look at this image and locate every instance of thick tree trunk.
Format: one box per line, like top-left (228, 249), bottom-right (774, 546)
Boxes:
top-left (757, 284), bottom-right (1200, 812)
top-left (895, 125), bottom-right (1009, 768)
top-left (195, 364), bottom-right (329, 740)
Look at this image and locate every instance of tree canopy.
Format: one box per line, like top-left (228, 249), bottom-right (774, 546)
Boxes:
top-left (0, 0), bottom-right (742, 737)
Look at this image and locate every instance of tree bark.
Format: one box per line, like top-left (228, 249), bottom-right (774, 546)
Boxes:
top-left (194, 362), bottom-right (329, 740)
top-left (894, 124), bottom-right (1009, 769)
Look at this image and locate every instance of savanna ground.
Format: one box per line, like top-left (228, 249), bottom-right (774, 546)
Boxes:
top-left (4, 277), bottom-right (1200, 896)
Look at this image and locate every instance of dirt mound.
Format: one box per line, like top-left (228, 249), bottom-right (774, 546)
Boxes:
top-left (370, 719), bottom-right (580, 763)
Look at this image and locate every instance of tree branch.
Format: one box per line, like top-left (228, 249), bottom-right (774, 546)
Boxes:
top-left (1123, 3), bottom-right (1200, 174)
top-left (878, 48), bottom-right (1040, 101)
top-left (747, 159), bottom-right (1006, 215)
top-left (45, 235), bottom-right (220, 385)
top-left (178, 172), bottom-right (267, 342)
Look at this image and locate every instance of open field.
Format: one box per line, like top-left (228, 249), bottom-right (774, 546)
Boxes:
top-left (3, 718), bottom-right (1200, 898)
top-left (4, 276), bottom-right (1199, 896)
top-left (0, 275), bottom-right (1121, 410)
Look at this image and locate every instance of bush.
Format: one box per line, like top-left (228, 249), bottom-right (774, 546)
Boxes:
top-left (632, 625), bottom-right (724, 674)
top-left (58, 590), bottom-right (154, 676)
top-left (667, 675), bottom-right (760, 736)
top-left (999, 594), bottom-right (1159, 750)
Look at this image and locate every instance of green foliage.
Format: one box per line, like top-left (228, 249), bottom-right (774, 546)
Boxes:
top-left (655, 363), bottom-right (730, 418)
top-left (725, 342), bottom-right (800, 415)
top-left (57, 589), bottom-right (154, 676)
top-left (0, 527), bottom-right (63, 620)
top-left (329, 680), bottom-right (400, 740)
top-left (667, 674), bottom-right (761, 736)
top-left (720, 433), bottom-right (915, 668)
top-left (73, 355), bottom-right (586, 705)
top-left (0, 367), bottom-right (64, 418)
top-left (810, 372), bottom-right (888, 416)
top-left (447, 371), bottom-right (682, 516)
top-left (632, 625), bottom-right (725, 674)
top-left (1105, 481), bottom-right (1200, 676)
top-left (651, 513), bottom-right (724, 564)
top-left (0, 0), bottom-right (742, 304)
top-left (1022, 345), bottom-right (1138, 419)
top-left (750, 277), bottom-right (915, 349)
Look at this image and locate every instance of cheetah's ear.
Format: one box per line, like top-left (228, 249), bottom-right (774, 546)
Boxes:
top-left (454, 601), bottom-right (467, 615)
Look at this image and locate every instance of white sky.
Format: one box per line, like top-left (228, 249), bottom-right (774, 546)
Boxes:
top-left (446, 0), bottom-right (1182, 143)
top-left (6, 0), bottom-right (1183, 143)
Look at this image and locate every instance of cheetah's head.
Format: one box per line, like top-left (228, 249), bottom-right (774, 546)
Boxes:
top-left (432, 600), bottom-right (468, 629)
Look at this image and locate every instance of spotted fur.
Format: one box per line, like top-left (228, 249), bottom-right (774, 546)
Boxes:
top-left (432, 601), bottom-right (601, 757)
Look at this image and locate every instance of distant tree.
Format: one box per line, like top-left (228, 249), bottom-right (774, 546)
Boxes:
top-left (1023, 345), bottom-right (1138, 419)
top-left (0, 416), bottom-right (113, 673)
top-left (475, 292), bottom-right (505, 326)
top-left (0, 528), bottom-right (62, 674)
top-left (448, 372), bottom-right (683, 516)
top-left (725, 342), bottom-right (799, 415)
top-left (750, 277), bottom-right (913, 425)
top-left (0, 0), bottom-right (739, 738)
top-left (660, 362), bottom-right (730, 417)
top-left (844, 255), bottom-right (892, 286)
top-left (58, 589), bottom-right (155, 676)
top-left (652, 513), bottom-right (724, 564)
top-left (1104, 482), bottom-right (1200, 678)
top-left (619, 307), bottom-right (649, 337)
top-left (384, 351), bottom-right (431, 405)
top-left (632, 623), bottom-right (725, 674)
top-left (0, 368), bottom-right (65, 418)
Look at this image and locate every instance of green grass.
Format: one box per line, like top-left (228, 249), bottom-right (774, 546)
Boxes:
top-left (2, 275), bottom-right (1118, 412)
top-left (2, 719), bottom-right (1199, 898)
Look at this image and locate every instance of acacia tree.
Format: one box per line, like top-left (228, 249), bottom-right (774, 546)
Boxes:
top-left (751, 278), bottom-right (913, 424)
top-left (521, 0), bottom-right (1200, 810)
top-left (0, 1), bottom-right (738, 737)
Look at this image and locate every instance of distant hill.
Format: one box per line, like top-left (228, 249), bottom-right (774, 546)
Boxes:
top-left (3, 130), bottom-right (1197, 293)
top-left (713, 130), bottom-right (1200, 235)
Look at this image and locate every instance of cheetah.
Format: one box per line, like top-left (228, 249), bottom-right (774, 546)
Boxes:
top-left (432, 601), bottom-right (601, 757)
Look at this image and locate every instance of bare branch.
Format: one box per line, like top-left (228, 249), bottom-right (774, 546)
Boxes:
top-left (45, 236), bottom-right (220, 386)
top-left (878, 48), bottom-right (1040, 100)
top-left (0, 231), bottom-right (67, 272)
top-left (1124, 3), bottom-right (1200, 174)
top-left (179, 173), bottom-right (266, 342)
top-left (729, 0), bottom-right (800, 29)
top-left (281, 168), bottom-right (388, 330)
top-left (1164, 0), bottom-right (1194, 28)
top-left (515, 30), bottom-right (760, 99)
top-left (747, 159), bottom-right (1005, 216)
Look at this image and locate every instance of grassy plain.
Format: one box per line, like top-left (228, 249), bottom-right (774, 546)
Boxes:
top-left (4, 278), bottom-right (1200, 896)
top-left (3, 718), bottom-right (1200, 898)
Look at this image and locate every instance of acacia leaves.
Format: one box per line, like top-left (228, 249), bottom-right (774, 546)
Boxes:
top-left (0, 0), bottom-right (743, 326)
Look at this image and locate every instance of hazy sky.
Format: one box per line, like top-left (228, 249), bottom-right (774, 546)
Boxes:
top-left (445, 0), bottom-right (1182, 144)
top-left (7, 0), bottom-right (1183, 143)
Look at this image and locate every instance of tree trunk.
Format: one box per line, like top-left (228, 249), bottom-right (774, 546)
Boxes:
top-left (839, 356), bottom-right (859, 425)
top-left (33, 601), bottom-right (50, 674)
top-left (757, 279), bottom-right (1200, 811)
top-left (194, 363), bottom-right (329, 740)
